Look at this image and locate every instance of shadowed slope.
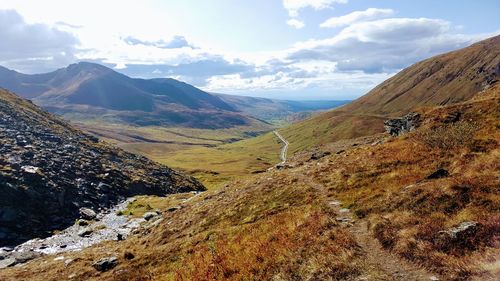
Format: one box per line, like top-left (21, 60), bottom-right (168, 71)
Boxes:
top-left (0, 88), bottom-right (204, 246)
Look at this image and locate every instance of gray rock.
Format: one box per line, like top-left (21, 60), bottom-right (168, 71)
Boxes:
top-left (384, 112), bottom-right (421, 136)
top-left (310, 151), bottom-right (331, 161)
top-left (92, 256), bottom-right (118, 272)
top-left (78, 228), bottom-right (93, 237)
top-left (0, 251), bottom-right (41, 268)
top-left (79, 207), bottom-right (97, 220)
top-left (143, 212), bottom-right (159, 221)
top-left (77, 219), bottom-right (89, 226)
top-left (443, 221), bottom-right (478, 239)
top-left (0, 257), bottom-right (16, 269)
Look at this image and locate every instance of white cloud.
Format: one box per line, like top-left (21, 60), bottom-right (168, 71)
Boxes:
top-left (286, 19), bottom-right (305, 29)
top-left (122, 35), bottom-right (195, 49)
top-left (0, 10), bottom-right (79, 73)
top-left (320, 8), bottom-right (394, 28)
top-left (283, 0), bottom-right (348, 17)
top-left (288, 18), bottom-right (493, 73)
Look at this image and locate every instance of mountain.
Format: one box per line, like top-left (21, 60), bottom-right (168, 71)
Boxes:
top-left (279, 35), bottom-right (500, 152)
top-left (0, 88), bottom-right (204, 246)
top-left (0, 62), bottom-right (258, 129)
top-left (215, 93), bottom-right (350, 123)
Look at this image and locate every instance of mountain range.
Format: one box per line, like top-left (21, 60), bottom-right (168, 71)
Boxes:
top-left (0, 63), bottom-right (347, 128)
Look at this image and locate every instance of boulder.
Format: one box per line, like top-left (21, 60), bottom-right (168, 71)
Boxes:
top-left (0, 251), bottom-right (41, 269)
top-left (143, 212), bottom-right (159, 221)
top-left (0, 258), bottom-right (16, 269)
top-left (310, 151), bottom-right (331, 161)
top-left (384, 112), bottom-right (421, 136)
top-left (79, 207), bottom-right (97, 220)
top-left (93, 256), bottom-right (118, 272)
top-left (78, 228), bottom-right (93, 237)
top-left (426, 168), bottom-right (449, 179)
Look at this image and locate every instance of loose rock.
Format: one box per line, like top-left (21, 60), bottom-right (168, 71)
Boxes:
top-left (79, 208), bottom-right (97, 220)
top-left (93, 256), bottom-right (118, 272)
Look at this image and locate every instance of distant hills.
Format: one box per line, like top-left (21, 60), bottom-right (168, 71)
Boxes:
top-left (0, 63), bottom-right (346, 128)
top-left (214, 93), bottom-right (350, 123)
top-left (279, 34), bottom-right (500, 152)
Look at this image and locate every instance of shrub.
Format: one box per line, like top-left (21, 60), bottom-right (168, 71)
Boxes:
top-left (413, 121), bottom-right (479, 150)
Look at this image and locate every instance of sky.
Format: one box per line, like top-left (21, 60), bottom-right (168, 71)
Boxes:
top-left (0, 0), bottom-right (499, 100)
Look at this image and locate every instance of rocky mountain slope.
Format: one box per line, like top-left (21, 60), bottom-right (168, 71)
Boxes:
top-left (279, 35), bottom-right (500, 153)
top-left (0, 88), bottom-right (204, 247)
top-left (0, 63), bottom-right (259, 129)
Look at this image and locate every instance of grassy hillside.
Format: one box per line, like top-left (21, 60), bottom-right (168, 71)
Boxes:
top-left (279, 35), bottom-right (500, 153)
top-left (3, 84), bottom-right (497, 281)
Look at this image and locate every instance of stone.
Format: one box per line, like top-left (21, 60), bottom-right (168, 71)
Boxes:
top-left (78, 228), bottom-right (93, 237)
top-left (77, 219), bottom-right (90, 226)
top-left (92, 256), bottom-right (118, 272)
top-left (124, 252), bottom-right (135, 260)
top-left (442, 221), bottom-right (478, 239)
top-left (167, 206), bottom-right (181, 212)
top-left (329, 201), bottom-right (341, 206)
top-left (21, 165), bottom-right (40, 174)
top-left (426, 168), bottom-right (449, 179)
top-left (310, 151), bottom-right (331, 160)
top-left (79, 207), bottom-right (97, 220)
top-left (0, 257), bottom-right (16, 269)
top-left (143, 212), bottom-right (159, 221)
top-left (384, 112), bottom-right (421, 136)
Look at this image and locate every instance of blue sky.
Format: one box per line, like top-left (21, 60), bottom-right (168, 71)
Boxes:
top-left (0, 0), bottom-right (499, 100)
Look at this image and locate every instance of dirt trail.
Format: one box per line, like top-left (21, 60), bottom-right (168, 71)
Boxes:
top-left (273, 130), bottom-right (289, 166)
top-left (302, 175), bottom-right (440, 281)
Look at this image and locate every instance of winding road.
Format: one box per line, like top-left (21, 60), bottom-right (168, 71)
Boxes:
top-left (273, 130), bottom-right (289, 166)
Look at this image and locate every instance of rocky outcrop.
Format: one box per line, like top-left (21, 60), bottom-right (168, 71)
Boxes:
top-left (0, 89), bottom-right (205, 247)
top-left (384, 112), bottom-right (421, 136)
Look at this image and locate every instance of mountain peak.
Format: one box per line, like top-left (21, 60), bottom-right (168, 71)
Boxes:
top-left (64, 61), bottom-right (115, 76)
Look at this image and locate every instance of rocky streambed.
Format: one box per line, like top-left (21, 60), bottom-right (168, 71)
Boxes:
top-left (0, 197), bottom-right (162, 269)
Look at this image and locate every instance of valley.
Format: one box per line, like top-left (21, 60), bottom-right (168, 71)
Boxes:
top-left (0, 7), bottom-right (498, 280)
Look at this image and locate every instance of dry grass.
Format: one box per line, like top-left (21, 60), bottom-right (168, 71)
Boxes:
top-left (413, 121), bottom-right (479, 150)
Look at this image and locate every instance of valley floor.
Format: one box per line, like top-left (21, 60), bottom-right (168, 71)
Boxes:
top-left (76, 121), bottom-right (281, 189)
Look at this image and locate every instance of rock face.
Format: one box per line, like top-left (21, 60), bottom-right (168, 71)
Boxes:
top-left (0, 89), bottom-right (205, 247)
top-left (384, 112), bottom-right (421, 136)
